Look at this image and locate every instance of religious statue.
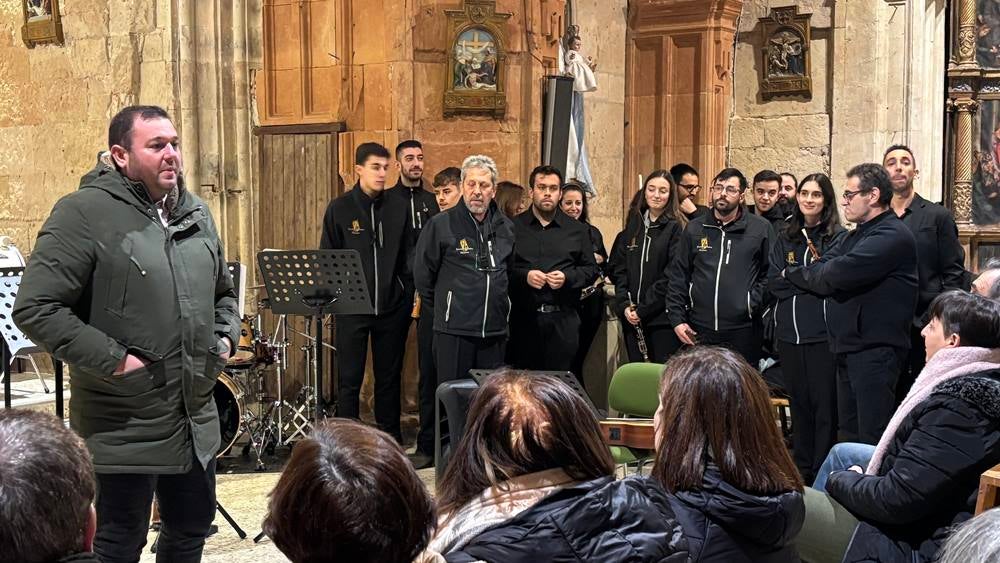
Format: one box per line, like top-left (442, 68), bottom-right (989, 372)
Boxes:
top-left (559, 25), bottom-right (598, 197)
top-left (759, 6), bottom-right (812, 98)
top-left (768, 30), bottom-right (805, 77)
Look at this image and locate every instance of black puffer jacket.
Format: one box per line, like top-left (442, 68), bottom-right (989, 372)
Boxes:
top-left (609, 211), bottom-right (682, 327)
top-left (827, 370), bottom-right (1000, 563)
top-left (666, 466), bottom-right (805, 563)
top-left (444, 476), bottom-right (690, 563)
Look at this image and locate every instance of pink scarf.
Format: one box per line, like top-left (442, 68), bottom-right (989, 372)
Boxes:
top-left (868, 346), bottom-right (1000, 475)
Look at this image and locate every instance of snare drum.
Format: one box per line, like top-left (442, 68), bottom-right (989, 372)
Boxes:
top-left (227, 317), bottom-right (257, 368)
top-left (213, 372), bottom-right (243, 457)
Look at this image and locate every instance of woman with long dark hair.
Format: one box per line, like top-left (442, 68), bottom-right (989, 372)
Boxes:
top-left (608, 170), bottom-right (687, 362)
top-left (767, 173), bottom-right (847, 483)
top-left (651, 346), bottom-right (805, 562)
top-left (560, 182), bottom-right (608, 378)
top-left (421, 370), bottom-right (690, 562)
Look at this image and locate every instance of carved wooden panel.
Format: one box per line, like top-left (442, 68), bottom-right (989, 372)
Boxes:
top-left (261, 0), bottom-right (350, 125)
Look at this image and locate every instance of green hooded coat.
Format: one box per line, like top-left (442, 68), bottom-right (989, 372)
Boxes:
top-left (13, 155), bottom-right (240, 474)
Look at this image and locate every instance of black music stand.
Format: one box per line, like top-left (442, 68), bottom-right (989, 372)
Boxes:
top-left (256, 250), bottom-right (372, 418)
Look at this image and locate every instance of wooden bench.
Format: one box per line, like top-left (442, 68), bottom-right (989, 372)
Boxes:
top-left (976, 462), bottom-right (1000, 515)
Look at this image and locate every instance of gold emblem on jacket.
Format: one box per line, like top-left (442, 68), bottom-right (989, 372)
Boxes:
top-left (349, 220), bottom-right (363, 235)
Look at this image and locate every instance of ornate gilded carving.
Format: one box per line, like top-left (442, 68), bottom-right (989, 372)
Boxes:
top-left (444, 0), bottom-right (511, 118)
top-left (954, 98), bottom-right (979, 223)
top-left (759, 6), bottom-right (812, 99)
top-left (21, 0), bottom-right (64, 48)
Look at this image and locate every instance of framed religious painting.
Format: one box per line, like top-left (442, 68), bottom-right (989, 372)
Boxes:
top-left (21, 0), bottom-right (64, 48)
top-left (759, 6), bottom-right (812, 99)
top-left (443, 0), bottom-right (511, 118)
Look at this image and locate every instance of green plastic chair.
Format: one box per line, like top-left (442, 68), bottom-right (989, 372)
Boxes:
top-left (607, 362), bottom-right (664, 473)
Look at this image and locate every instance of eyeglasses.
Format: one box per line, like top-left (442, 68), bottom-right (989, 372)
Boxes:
top-left (709, 185), bottom-right (742, 196)
top-left (679, 183), bottom-right (701, 192)
top-left (841, 189), bottom-right (871, 201)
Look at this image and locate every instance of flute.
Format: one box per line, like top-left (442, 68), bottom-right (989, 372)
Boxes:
top-left (627, 291), bottom-right (650, 362)
top-left (801, 229), bottom-right (821, 261)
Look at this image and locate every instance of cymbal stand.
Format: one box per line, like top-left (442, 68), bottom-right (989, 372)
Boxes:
top-left (281, 322), bottom-right (318, 444)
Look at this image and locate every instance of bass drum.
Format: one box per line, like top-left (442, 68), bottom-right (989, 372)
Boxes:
top-left (213, 372), bottom-right (243, 458)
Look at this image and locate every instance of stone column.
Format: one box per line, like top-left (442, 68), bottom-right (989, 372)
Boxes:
top-left (952, 98), bottom-right (978, 225)
top-left (956, 0), bottom-right (978, 69)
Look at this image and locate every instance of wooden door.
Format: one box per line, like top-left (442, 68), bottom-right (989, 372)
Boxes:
top-left (254, 124), bottom-right (344, 406)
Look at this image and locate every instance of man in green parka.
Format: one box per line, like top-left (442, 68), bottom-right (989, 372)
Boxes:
top-left (13, 105), bottom-right (240, 563)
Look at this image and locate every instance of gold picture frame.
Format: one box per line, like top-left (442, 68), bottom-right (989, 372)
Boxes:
top-left (443, 0), bottom-right (511, 118)
top-left (760, 6), bottom-right (811, 99)
top-left (21, 0), bottom-right (64, 48)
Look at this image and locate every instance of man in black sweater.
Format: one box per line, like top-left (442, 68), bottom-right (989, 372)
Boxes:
top-left (883, 145), bottom-right (968, 397)
top-left (666, 168), bottom-right (773, 366)
top-left (748, 169), bottom-right (787, 228)
top-left (414, 155), bottom-right (514, 385)
top-left (783, 163), bottom-right (918, 444)
top-left (320, 142), bottom-right (410, 441)
top-left (509, 165), bottom-right (598, 371)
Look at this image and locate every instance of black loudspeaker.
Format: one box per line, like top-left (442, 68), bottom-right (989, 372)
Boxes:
top-left (541, 75), bottom-right (574, 176)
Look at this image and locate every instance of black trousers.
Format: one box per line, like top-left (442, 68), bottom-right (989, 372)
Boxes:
top-left (94, 455), bottom-right (216, 563)
top-left (334, 306), bottom-right (410, 441)
top-left (415, 310), bottom-right (437, 454)
top-left (691, 325), bottom-right (761, 368)
top-left (621, 319), bottom-right (680, 364)
top-left (777, 339), bottom-right (837, 483)
top-left (510, 308), bottom-right (580, 372)
top-left (897, 325), bottom-right (926, 403)
top-left (435, 333), bottom-right (506, 383)
top-left (836, 346), bottom-right (906, 445)
top-left (571, 294), bottom-right (605, 378)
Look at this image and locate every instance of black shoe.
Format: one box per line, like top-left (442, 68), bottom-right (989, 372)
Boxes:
top-left (407, 451), bottom-right (434, 469)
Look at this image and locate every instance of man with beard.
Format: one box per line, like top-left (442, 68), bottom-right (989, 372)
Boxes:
top-left (883, 145), bottom-right (968, 398)
top-left (414, 155), bottom-right (514, 386)
top-left (670, 163), bottom-right (709, 220)
top-left (508, 165), bottom-right (598, 371)
top-left (782, 163), bottom-right (918, 444)
top-left (748, 169), bottom-right (786, 227)
top-left (386, 140), bottom-right (439, 467)
top-left (666, 168), bottom-right (773, 366)
top-left (779, 171), bottom-right (798, 217)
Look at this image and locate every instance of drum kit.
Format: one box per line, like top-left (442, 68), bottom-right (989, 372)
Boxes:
top-left (213, 294), bottom-right (330, 470)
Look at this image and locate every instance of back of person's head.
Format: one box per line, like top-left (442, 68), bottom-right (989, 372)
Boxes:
top-left (926, 290), bottom-right (1000, 348)
top-left (846, 162), bottom-right (893, 206)
top-left (0, 410), bottom-right (96, 563)
top-left (433, 166), bottom-right (462, 188)
top-left (495, 180), bottom-right (525, 217)
top-left (262, 418), bottom-right (434, 563)
top-left (436, 370), bottom-right (615, 516)
top-left (936, 507), bottom-right (1000, 563)
top-left (651, 346), bottom-right (803, 495)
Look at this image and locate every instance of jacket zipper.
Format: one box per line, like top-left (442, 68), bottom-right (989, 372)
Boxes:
top-left (445, 291), bottom-right (453, 322)
top-left (371, 206), bottom-right (379, 316)
top-left (794, 243), bottom-right (810, 344)
top-left (481, 232), bottom-right (493, 337)
top-left (637, 222), bottom-right (650, 304)
top-left (713, 229), bottom-right (726, 331)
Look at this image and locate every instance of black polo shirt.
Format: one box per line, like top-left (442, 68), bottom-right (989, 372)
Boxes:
top-left (897, 193), bottom-right (967, 324)
top-left (510, 209), bottom-right (598, 309)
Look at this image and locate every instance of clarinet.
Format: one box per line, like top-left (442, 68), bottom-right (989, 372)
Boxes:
top-left (628, 291), bottom-right (650, 362)
top-left (801, 229), bottom-right (821, 261)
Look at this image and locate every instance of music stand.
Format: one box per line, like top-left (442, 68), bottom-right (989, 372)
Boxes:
top-left (256, 250), bottom-right (372, 418)
top-left (1, 267), bottom-right (63, 413)
top-left (227, 262), bottom-right (247, 318)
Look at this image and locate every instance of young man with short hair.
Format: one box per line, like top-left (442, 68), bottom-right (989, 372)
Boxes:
top-left (749, 169), bottom-right (786, 227)
top-left (670, 162), bottom-right (709, 220)
top-left (432, 166), bottom-right (462, 211)
top-left (321, 142), bottom-right (410, 441)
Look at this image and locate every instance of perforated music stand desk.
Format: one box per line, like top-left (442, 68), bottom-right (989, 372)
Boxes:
top-left (256, 250), bottom-right (373, 418)
top-left (0, 267), bottom-right (64, 413)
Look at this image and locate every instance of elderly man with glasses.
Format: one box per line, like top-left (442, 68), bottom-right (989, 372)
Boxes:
top-left (780, 163), bottom-right (918, 446)
top-left (414, 154), bottom-right (516, 386)
top-left (666, 167), bottom-right (775, 367)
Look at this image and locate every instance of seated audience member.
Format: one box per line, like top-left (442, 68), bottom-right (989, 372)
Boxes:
top-left (972, 257), bottom-right (1000, 299)
top-left (262, 418), bottom-right (434, 563)
top-left (651, 346), bottom-right (805, 562)
top-left (495, 180), bottom-right (527, 218)
top-left (935, 507), bottom-right (1000, 563)
top-left (422, 370), bottom-right (690, 562)
top-left (817, 290), bottom-right (1000, 562)
top-left (0, 409), bottom-right (98, 563)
